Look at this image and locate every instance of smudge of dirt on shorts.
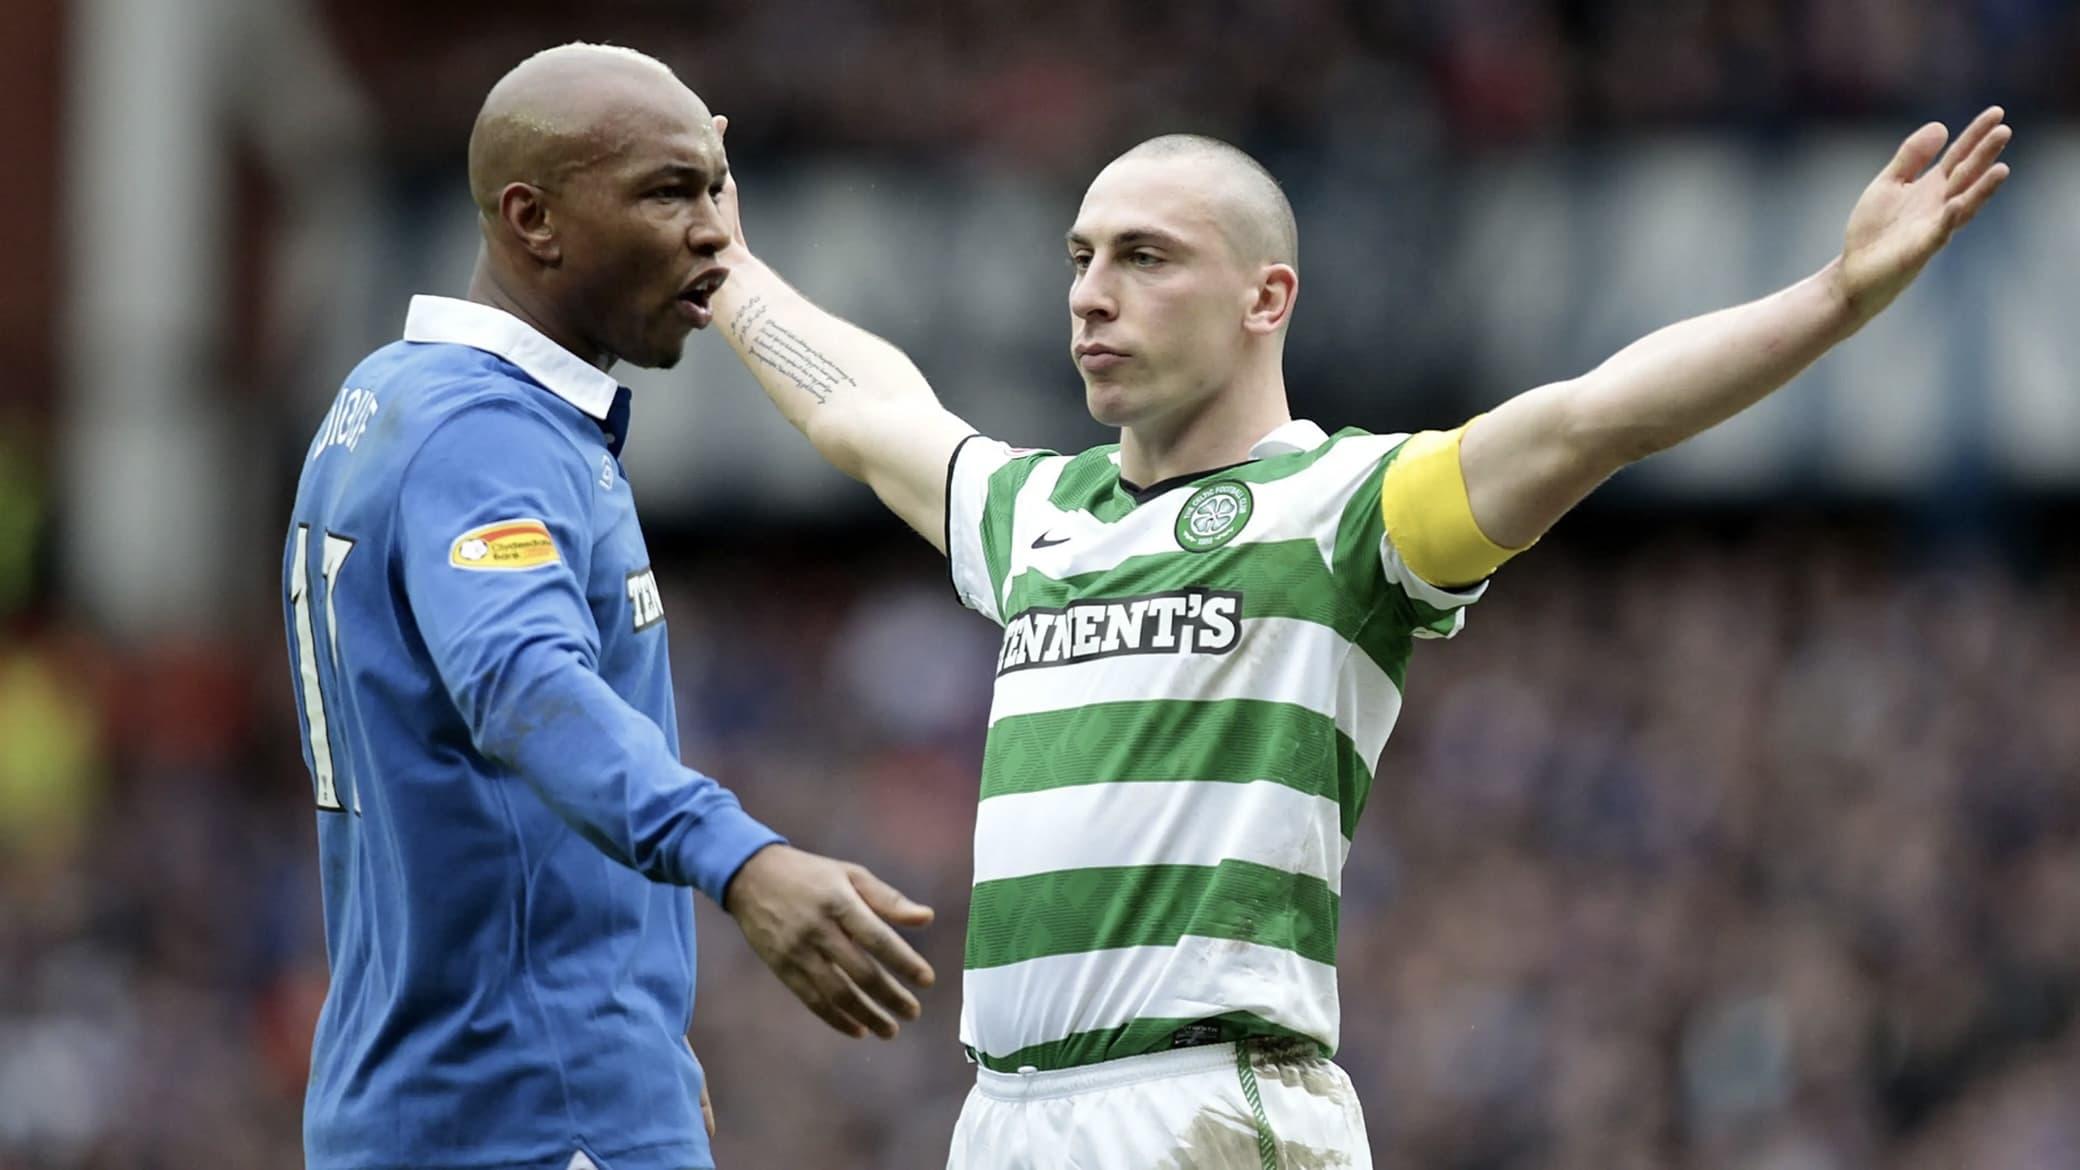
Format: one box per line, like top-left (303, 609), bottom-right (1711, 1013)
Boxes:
top-left (1155, 1102), bottom-right (1357, 1170)
top-left (1275, 1138), bottom-right (1354, 1170)
top-left (1154, 1107), bottom-right (1260, 1170)
top-left (1249, 1039), bottom-right (1345, 1101)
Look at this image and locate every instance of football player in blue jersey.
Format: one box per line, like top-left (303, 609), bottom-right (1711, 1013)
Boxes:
top-left (281, 44), bottom-right (935, 1170)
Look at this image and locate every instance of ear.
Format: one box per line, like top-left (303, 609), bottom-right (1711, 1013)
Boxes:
top-left (1243, 263), bottom-right (1298, 336)
top-left (497, 181), bottom-right (562, 264)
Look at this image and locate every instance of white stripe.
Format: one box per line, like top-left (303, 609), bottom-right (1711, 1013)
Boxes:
top-left (1001, 456), bottom-right (1070, 612)
top-left (1249, 418), bottom-right (1332, 458)
top-left (987, 616), bottom-right (1402, 764)
top-left (288, 526), bottom-right (339, 810)
top-left (947, 437), bottom-right (1022, 623)
top-left (1013, 433), bottom-right (1406, 584)
top-left (972, 780), bottom-right (1350, 891)
top-left (959, 938), bottom-right (1341, 1060)
top-left (1378, 533), bottom-right (1488, 618)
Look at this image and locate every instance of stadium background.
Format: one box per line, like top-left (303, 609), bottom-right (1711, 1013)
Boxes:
top-left (3, 1), bottom-right (2080, 1166)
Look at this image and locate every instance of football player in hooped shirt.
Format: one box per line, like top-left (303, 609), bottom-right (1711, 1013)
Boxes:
top-left (282, 45), bottom-right (935, 1170)
top-left (708, 110), bottom-right (2012, 1167)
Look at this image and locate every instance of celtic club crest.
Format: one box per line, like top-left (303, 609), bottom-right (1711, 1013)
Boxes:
top-left (1175, 481), bottom-right (1254, 552)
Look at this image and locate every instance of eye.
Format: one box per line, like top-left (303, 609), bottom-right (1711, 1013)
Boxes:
top-left (1129, 250), bottom-right (1163, 269)
top-left (647, 184), bottom-right (693, 202)
top-left (1068, 251), bottom-right (1092, 272)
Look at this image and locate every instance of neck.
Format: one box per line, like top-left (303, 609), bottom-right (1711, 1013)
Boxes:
top-left (467, 253), bottom-right (612, 372)
top-left (1118, 363), bottom-right (1291, 486)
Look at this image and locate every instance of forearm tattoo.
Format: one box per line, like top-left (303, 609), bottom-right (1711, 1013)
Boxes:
top-left (728, 295), bottom-right (855, 405)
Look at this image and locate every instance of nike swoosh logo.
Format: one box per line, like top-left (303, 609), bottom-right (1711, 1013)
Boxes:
top-left (1032, 532), bottom-right (1071, 549)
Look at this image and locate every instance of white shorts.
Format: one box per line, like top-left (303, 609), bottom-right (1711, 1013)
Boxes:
top-left (946, 1038), bottom-right (1373, 1170)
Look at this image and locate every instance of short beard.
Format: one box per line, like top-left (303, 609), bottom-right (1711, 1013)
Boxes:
top-left (612, 332), bottom-right (686, 372)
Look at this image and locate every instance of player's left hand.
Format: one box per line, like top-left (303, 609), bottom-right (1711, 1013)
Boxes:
top-left (724, 844), bottom-right (936, 1040)
top-left (686, 1042), bottom-right (716, 1136)
top-left (1837, 106), bottom-right (2011, 323)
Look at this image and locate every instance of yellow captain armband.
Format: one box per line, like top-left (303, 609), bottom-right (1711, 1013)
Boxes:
top-left (1378, 419), bottom-right (1530, 589)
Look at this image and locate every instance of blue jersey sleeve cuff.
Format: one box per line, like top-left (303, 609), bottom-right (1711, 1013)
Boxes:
top-left (687, 808), bottom-right (787, 907)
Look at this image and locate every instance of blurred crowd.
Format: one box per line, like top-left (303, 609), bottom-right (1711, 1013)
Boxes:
top-left (7, 0), bottom-right (2080, 1167)
top-left (2, 522), bottom-right (2077, 1169)
top-left (323, 0), bottom-right (2080, 166)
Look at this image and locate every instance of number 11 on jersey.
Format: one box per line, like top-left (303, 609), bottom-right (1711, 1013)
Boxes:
top-left (289, 524), bottom-right (358, 812)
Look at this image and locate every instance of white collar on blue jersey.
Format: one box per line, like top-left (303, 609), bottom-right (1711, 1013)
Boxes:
top-left (402, 295), bottom-right (620, 421)
top-left (1249, 419), bottom-right (1330, 459)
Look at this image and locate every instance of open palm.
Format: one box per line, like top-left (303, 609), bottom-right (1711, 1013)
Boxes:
top-left (1839, 106), bottom-right (2012, 322)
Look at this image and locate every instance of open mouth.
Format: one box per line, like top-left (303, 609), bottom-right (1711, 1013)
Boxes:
top-left (675, 267), bottom-right (730, 328)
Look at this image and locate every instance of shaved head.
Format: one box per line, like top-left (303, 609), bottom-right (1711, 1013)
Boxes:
top-left (1108, 135), bottom-right (1298, 270)
top-left (461, 42), bottom-right (734, 371)
top-left (467, 43), bottom-right (709, 219)
top-left (1066, 133), bottom-right (1302, 447)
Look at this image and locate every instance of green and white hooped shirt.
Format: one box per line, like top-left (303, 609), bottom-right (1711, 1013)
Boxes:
top-left (945, 420), bottom-right (1485, 1074)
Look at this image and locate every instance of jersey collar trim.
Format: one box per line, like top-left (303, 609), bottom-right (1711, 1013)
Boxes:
top-left (402, 295), bottom-right (621, 421)
top-left (1117, 458), bottom-right (1253, 505)
top-left (1249, 419), bottom-right (1330, 459)
top-left (1113, 419), bottom-right (1332, 502)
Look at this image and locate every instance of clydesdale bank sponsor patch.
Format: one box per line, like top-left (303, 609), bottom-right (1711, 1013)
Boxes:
top-left (449, 518), bottom-right (560, 571)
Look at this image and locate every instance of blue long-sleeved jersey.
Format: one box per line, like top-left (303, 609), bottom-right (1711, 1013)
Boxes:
top-left (281, 295), bottom-right (782, 1170)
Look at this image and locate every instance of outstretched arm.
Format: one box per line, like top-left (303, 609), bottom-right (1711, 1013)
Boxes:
top-left (706, 118), bottom-right (974, 553)
top-left (1459, 107), bottom-right (2013, 550)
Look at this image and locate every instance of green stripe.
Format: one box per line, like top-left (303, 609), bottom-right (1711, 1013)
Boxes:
top-left (1236, 1045), bottom-right (1281, 1170)
top-left (980, 453), bottom-right (1050, 615)
top-left (964, 860), bottom-right (1339, 970)
top-left (1332, 447), bottom-right (1422, 675)
top-left (1406, 595), bottom-right (1467, 636)
top-left (972, 1011), bottom-right (1323, 1074)
top-left (1046, 445), bottom-right (1134, 522)
top-left (1006, 429), bottom-right (1448, 668)
top-left (1007, 538), bottom-right (1342, 624)
top-left (981, 699), bottom-right (1370, 838)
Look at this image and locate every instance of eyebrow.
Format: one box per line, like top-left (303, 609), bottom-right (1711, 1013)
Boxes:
top-left (1065, 227), bottom-right (1188, 252)
top-left (637, 162), bottom-right (726, 188)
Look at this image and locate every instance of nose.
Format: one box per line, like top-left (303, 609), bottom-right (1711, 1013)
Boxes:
top-left (688, 201), bottom-right (730, 258)
top-left (1070, 258), bottom-right (1115, 323)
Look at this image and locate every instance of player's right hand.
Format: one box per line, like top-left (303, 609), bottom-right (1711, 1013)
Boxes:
top-left (711, 114), bottom-right (749, 261)
top-left (723, 843), bottom-right (936, 1039)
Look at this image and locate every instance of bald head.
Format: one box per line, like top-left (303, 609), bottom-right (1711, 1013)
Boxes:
top-left (459, 43), bottom-right (735, 371)
top-left (467, 43), bottom-right (712, 219)
top-left (1107, 135), bottom-right (1298, 270)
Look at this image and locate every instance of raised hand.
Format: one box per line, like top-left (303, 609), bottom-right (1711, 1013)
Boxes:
top-left (723, 844), bottom-right (936, 1038)
top-left (712, 114), bottom-right (748, 260)
top-left (1838, 106), bottom-right (2012, 322)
